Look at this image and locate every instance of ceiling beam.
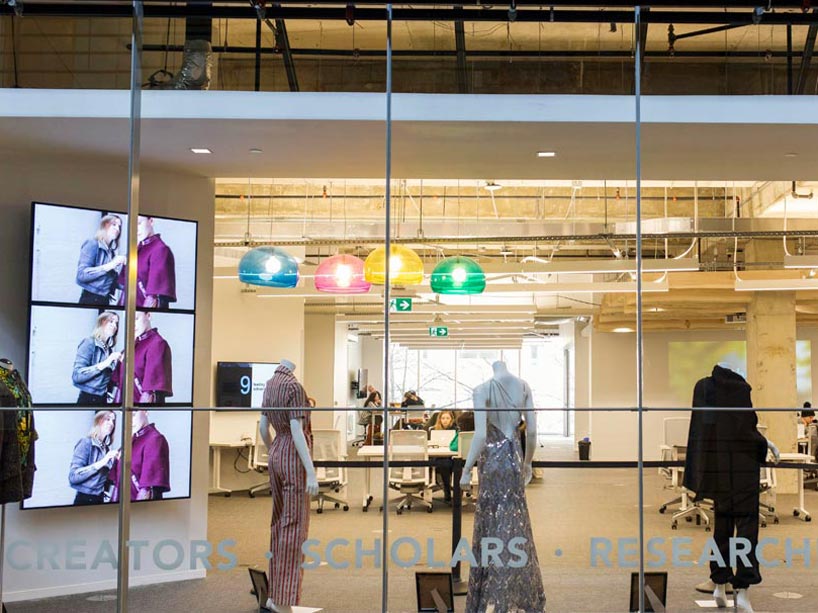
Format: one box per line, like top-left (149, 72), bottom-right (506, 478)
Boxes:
top-left (454, 15), bottom-right (469, 95)
top-left (796, 10), bottom-right (818, 95)
top-left (147, 43), bottom-right (809, 61)
top-left (634, 7), bottom-right (649, 95)
top-left (274, 18), bottom-right (300, 92)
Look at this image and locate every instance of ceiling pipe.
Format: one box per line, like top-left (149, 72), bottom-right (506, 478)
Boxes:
top-left (791, 180), bottom-right (814, 199)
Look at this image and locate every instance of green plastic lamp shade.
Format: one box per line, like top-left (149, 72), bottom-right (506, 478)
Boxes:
top-left (430, 256), bottom-right (486, 294)
top-left (238, 246), bottom-right (299, 288)
top-left (363, 245), bottom-right (424, 286)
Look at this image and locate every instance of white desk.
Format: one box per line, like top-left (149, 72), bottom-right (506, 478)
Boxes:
top-left (781, 452), bottom-right (812, 522)
top-left (209, 441), bottom-right (251, 496)
top-left (357, 444), bottom-right (458, 511)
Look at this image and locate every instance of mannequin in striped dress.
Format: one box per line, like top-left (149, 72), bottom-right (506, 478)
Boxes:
top-left (260, 359), bottom-right (319, 613)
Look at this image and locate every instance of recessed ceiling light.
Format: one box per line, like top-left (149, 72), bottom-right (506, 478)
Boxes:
top-left (612, 327), bottom-right (634, 333)
top-left (249, 148), bottom-right (263, 154)
top-left (537, 151), bottom-right (557, 158)
top-left (784, 152), bottom-right (798, 158)
top-left (190, 148), bottom-right (212, 154)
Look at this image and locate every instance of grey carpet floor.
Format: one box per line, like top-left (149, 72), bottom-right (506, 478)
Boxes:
top-left (8, 437), bottom-right (818, 612)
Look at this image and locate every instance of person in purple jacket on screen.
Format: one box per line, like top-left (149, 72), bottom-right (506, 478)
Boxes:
top-left (111, 311), bottom-right (173, 405)
top-left (118, 216), bottom-right (177, 309)
top-left (109, 409), bottom-right (170, 501)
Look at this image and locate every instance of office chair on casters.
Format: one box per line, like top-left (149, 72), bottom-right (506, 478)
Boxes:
top-left (311, 429), bottom-right (350, 514)
top-left (759, 452), bottom-right (778, 527)
top-left (387, 429), bottom-right (433, 514)
top-left (248, 420), bottom-right (271, 498)
top-left (665, 445), bottom-right (711, 531)
top-left (658, 417), bottom-right (710, 531)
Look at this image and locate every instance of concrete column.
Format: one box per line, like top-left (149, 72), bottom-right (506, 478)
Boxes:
top-left (304, 313), bottom-right (338, 428)
top-left (745, 240), bottom-right (798, 492)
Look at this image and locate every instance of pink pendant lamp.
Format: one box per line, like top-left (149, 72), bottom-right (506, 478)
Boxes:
top-left (314, 254), bottom-right (371, 294)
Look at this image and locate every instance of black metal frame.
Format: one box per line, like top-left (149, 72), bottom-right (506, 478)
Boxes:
top-left (4, 2), bottom-right (818, 25)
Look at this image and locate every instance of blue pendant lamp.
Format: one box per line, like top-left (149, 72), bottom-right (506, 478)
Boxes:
top-left (430, 256), bottom-right (486, 294)
top-left (238, 246), bottom-right (299, 288)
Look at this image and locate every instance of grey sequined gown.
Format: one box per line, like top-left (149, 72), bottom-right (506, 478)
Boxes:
top-left (466, 411), bottom-right (546, 612)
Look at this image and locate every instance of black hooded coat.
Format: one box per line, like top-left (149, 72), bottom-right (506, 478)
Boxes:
top-left (683, 365), bottom-right (768, 505)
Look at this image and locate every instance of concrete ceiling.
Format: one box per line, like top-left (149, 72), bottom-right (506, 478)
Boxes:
top-left (1, 90), bottom-right (817, 180)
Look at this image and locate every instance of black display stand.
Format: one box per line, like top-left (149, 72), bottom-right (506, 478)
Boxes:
top-left (450, 458), bottom-right (468, 596)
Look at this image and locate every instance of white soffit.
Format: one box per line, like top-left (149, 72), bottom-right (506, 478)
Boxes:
top-left (0, 90), bottom-right (817, 180)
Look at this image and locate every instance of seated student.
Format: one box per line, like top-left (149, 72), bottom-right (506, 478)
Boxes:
top-left (456, 410), bottom-right (475, 432)
top-left (431, 411), bottom-right (458, 502)
top-left (358, 390), bottom-right (383, 443)
top-left (801, 404), bottom-right (817, 462)
top-left (423, 410), bottom-right (440, 432)
top-left (400, 391), bottom-right (427, 429)
top-left (401, 390), bottom-right (424, 408)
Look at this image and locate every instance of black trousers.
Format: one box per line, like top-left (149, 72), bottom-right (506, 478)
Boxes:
top-left (77, 391), bottom-right (108, 406)
top-left (431, 458), bottom-right (453, 501)
top-left (79, 290), bottom-right (111, 306)
top-left (73, 492), bottom-right (105, 506)
top-left (710, 490), bottom-right (761, 589)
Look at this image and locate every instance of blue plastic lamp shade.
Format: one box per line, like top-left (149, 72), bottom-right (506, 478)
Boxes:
top-left (430, 256), bottom-right (486, 294)
top-left (238, 246), bottom-right (299, 288)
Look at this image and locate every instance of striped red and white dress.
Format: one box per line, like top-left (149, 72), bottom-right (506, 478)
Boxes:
top-left (262, 365), bottom-right (313, 606)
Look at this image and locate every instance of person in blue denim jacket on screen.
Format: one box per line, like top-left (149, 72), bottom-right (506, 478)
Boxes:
top-left (76, 214), bottom-right (127, 305)
top-left (72, 311), bottom-right (122, 406)
top-left (68, 410), bottom-right (118, 505)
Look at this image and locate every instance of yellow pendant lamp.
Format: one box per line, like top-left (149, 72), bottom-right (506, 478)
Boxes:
top-left (364, 245), bottom-right (424, 285)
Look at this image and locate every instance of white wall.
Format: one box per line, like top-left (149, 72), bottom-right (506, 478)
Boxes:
top-left (361, 336), bottom-right (384, 398)
top-left (304, 313), bottom-right (336, 429)
top-left (0, 152), bottom-right (214, 601)
top-left (340, 329), bottom-right (363, 440)
top-left (209, 279), bottom-right (305, 491)
top-left (305, 316), bottom-right (362, 435)
top-left (573, 322), bottom-right (592, 443)
top-left (585, 326), bottom-right (818, 461)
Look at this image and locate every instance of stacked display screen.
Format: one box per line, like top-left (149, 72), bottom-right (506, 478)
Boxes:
top-left (24, 202), bottom-right (197, 509)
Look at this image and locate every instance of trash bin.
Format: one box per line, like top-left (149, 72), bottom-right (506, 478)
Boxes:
top-left (578, 439), bottom-right (591, 461)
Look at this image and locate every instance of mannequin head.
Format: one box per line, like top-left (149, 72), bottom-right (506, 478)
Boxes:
top-left (280, 359), bottom-right (296, 373)
top-left (135, 311), bottom-right (152, 337)
top-left (492, 360), bottom-right (509, 375)
top-left (137, 216), bottom-right (156, 243)
top-left (133, 409), bottom-right (150, 433)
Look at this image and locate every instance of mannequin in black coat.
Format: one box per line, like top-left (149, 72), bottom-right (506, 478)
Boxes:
top-left (683, 365), bottom-right (775, 608)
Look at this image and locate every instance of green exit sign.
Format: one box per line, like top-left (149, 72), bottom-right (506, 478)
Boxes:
top-left (429, 326), bottom-right (449, 337)
top-left (389, 297), bottom-right (413, 312)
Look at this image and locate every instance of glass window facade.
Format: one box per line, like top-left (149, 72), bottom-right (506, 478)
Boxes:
top-left (1, 3), bottom-right (817, 612)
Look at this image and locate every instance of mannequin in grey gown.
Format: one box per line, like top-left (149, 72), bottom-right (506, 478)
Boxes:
top-left (460, 361), bottom-right (546, 613)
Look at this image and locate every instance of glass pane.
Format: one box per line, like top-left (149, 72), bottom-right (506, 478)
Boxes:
top-left (0, 5), bottom-right (136, 613)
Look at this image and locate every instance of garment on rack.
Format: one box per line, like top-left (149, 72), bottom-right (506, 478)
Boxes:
top-left (262, 365), bottom-right (313, 606)
top-left (466, 381), bottom-right (545, 613)
top-left (0, 367), bottom-right (37, 504)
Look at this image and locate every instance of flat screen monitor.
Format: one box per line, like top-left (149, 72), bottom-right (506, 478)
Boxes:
top-left (216, 362), bottom-right (279, 408)
top-left (24, 202), bottom-right (198, 509)
top-left (21, 409), bottom-right (193, 509)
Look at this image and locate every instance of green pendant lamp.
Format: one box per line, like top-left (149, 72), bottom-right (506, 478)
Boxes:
top-left (430, 256), bottom-right (486, 295)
